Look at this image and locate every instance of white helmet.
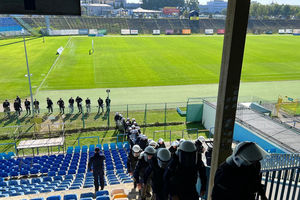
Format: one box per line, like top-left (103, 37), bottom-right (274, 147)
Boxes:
top-left (132, 145), bottom-right (141, 153)
top-left (132, 118), bottom-right (136, 121)
top-left (116, 112), bottom-right (119, 115)
top-left (179, 139), bottom-right (185, 145)
top-left (197, 136), bottom-right (205, 142)
top-left (158, 138), bottom-right (164, 144)
top-left (133, 121), bottom-right (137, 125)
top-left (227, 141), bottom-right (269, 167)
top-left (171, 141), bottom-right (179, 147)
top-left (149, 141), bottom-right (158, 148)
top-left (131, 125), bottom-right (136, 129)
top-left (157, 148), bottom-right (171, 168)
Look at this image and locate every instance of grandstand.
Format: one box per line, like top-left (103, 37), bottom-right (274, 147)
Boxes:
top-left (15, 16), bottom-right (300, 34)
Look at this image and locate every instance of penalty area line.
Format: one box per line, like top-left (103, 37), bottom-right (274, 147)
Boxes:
top-left (35, 37), bottom-right (72, 97)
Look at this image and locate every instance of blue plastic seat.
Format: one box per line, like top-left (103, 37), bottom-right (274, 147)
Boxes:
top-left (58, 170), bottom-right (66, 176)
top-left (47, 196), bottom-right (61, 200)
top-left (68, 169), bottom-right (76, 175)
top-left (53, 176), bottom-right (63, 181)
top-left (80, 192), bottom-right (94, 199)
top-left (96, 190), bottom-right (109, 197)
top-left (64, 194), bottom-right (78, 200)
top-left (96, 196), bottom-right (110, 200)
top-left (25, 191), bottom-right (39, 195)
top-left (80, 198), bottom-right (93, 200)
top-left (48, 171), bottom-right (56, 176)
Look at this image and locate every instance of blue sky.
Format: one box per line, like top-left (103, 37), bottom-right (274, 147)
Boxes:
top-left (127, 0), bottom-right (300, 5)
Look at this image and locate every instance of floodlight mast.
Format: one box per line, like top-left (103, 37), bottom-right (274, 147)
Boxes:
top-left (22, 29), bottom-right (34, 116)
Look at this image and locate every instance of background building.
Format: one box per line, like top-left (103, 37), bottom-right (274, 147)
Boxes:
top-left (199, 0), bottom-right (227, 14)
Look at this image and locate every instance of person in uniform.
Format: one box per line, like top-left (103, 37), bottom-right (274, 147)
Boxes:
top-left (57, 98), bottom-right (65, 114)
top-left (16, 96), bottom-right (22, 111)
top-left (144, 148), bottom-right (172, 200)
top-left (68, 97), bottom-right (74, 113)
top-left (97, 97), bottom-right (104, 114)
top-left (168, 141), bottom-right (179, 157)
top-left (24, 99), bottom-right (31, 115)
top-left (86, 98), bottom-right (91, 113)
top-left (157, 138), bottom-right (166, 149)
top-left (88, 147), bottom-right (106, 193)
top-left (164, 140), bottom-right (207, 200)
top-left (75, 96), bottom-right (83, 113)
top-left (127, 145), bottom-right (142, 189)
top-left (46, 97), bottom-right (53, 113)
top-left (212, 142), bottom-right (268, 200)
top-left (14, 100), bottom-right (21, 116)
top-left (3, 100), bottom-right (10, 117)
top-left (105, 97), bottom-right (111, 111)
top-left (134, 146), bottom-right (156, 200)
top-left (33, 99), bottom-right (40, 114)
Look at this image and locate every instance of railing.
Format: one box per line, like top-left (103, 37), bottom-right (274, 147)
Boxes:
top-left (261, 154), bottom-right (300, 170)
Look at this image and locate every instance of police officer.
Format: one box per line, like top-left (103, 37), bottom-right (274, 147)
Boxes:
top-left (24, 99), bottom-right (31, 115)
top-left (14, 100), bottom-right (21, 116)
top-left (97, 97), bottom-right (104, 114)
top-left (164, 140), bottom-right (207, 199)
top-left (57, 98), bottom-right (65, 114)
top-left (205, 146), bottom-right (213, 166)
top-left (127, 145), bottom-right (142, 189)
top-left (3, 100), bottom-right (10, 117)
top-left (168, 141), bottom-right (179, 157)
top-left (88, 147), bottom-right (106, 193)
top-left (105, 96), bottom-right (111, 111)
top-left (46, 97), bottom-right (53, 113)
top-left (135, 134), bottom-right (148, 150)
top-left (157, 138), bottom-right (166, 149)
top-left (134, 146), bottom-right (156, 200)
top-left (33, 99), bottom-right (40, 114)
top-left (68, 97), bottom-right (74, 113)
top-left (16, 96), bottom-right (22, 111)
top-left (86, 98), bottom-right (91, 113)
top-left (212, 142), bottom-right (268, 200)
top-left (149, 140), bottom-right (158, 149)
top-left (144, 148), bottom-right (171, 200)
top-left (195, 136), bottom-right (205, 154)
top-left (75, 96), bottom-right (83, 113)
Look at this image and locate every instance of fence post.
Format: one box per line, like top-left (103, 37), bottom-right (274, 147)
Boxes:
top-left (82, 107), bottom-right (85, 129)
top-left (144, 104), bottom-right (147, 126)
top-left (164, 103), bottom-right (167, 131)
top-left (107, 108), bottom-right (110, 128)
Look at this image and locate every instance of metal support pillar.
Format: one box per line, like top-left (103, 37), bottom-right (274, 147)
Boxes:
top-left (207, 0), bottom-right (251, 199)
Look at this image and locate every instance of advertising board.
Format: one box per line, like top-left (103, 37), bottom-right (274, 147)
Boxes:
top-left (121, 29), bottom-right (130, 35)
top-left (205, 29), bottom-right (214, 35)
top-left (153, 30), bottom-right (160, 35)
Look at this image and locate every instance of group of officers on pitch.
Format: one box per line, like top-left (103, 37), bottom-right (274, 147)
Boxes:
top-left (2, 96), bottom-right (111, 116)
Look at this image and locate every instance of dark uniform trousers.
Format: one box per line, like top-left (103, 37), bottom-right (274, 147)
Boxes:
top-left (94, 170), bottom-right (105, 191)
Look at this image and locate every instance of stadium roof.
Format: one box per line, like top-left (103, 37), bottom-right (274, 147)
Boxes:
top-left (132, 7), bottom-right (161, 13)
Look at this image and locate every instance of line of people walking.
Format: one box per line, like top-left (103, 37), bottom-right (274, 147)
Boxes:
top-left (2, 96), bottom-right (111, 117)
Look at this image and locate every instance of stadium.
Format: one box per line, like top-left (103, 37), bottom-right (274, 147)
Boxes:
top-left (0, 0), bottom-right (300, 200)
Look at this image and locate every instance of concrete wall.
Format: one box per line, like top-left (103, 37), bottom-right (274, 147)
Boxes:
top-left (202, 102), bottom-right (216, 133)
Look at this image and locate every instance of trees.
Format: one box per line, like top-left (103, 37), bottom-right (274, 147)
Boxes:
top-left (249, 2), bottom-right (300, 19)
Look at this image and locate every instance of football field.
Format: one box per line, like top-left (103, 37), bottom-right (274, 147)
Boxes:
top-left (0, 35), bottom-right (300, 101)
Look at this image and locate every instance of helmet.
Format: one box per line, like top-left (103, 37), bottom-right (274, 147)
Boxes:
top-left (171, 141), bottom-right (179, 147)
top-left (158, 138), bottom-right (164, 144)
top-left (177, 141), bottom-right (197, 167)
top-left (197, 136), bottom-right (205, 142)
top-left (133, 121), bottom-right (137, 125)
top-left (144, 146), bottom-right (156, 155)
top-left (179, 139), bottom-right (185, 144)
top-left (157, 148), bottom-right (171, 168)
top-left (127, 118), bottom-right (130, 121)
top-left (120, 114), bottom-right (123, 117)
top-left (132, 145), bottom-right (141, 153)
top-left (178, 141), bottom-right (196, 152)
top-left (115, 112), bottom-right (119, 115)
top-left (131, 125), bottom-right (136, 129)
top-left (132, 118), bottom-right (136, 121)
top-left (149, 141), bottom-right (158, 148)
top-left (227, 141), bottom-right (269, 167)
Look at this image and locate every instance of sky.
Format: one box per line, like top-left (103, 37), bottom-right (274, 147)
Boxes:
top-left (127, 0), bottom-right (300, 5)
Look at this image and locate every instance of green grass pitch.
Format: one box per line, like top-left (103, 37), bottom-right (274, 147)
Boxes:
top-left (0, 35), bottom-right (300, 100)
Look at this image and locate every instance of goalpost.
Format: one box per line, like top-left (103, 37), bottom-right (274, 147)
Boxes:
top-left (89, 39), bottom-right (94, 55)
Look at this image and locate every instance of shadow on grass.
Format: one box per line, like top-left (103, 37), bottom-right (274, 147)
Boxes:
top-left (70, 114), bottom-right (80, 122)
top-left (63, 114), bottom-right (72, 122)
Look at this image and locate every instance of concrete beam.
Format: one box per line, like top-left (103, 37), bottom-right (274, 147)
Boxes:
top-left (207, 0), bottom-right (251, 199)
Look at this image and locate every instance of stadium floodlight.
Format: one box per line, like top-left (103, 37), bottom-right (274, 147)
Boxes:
top-left (22, 30), bottom-right (34, 116)
top-left (106, 89), bottom-right (111, 98)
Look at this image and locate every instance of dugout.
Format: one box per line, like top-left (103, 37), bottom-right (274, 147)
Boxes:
top-left (177, 98), bottom-right (203, 123)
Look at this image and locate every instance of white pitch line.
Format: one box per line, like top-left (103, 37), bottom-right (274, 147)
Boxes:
top-left (35, 37), bottom-right (72, 97)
